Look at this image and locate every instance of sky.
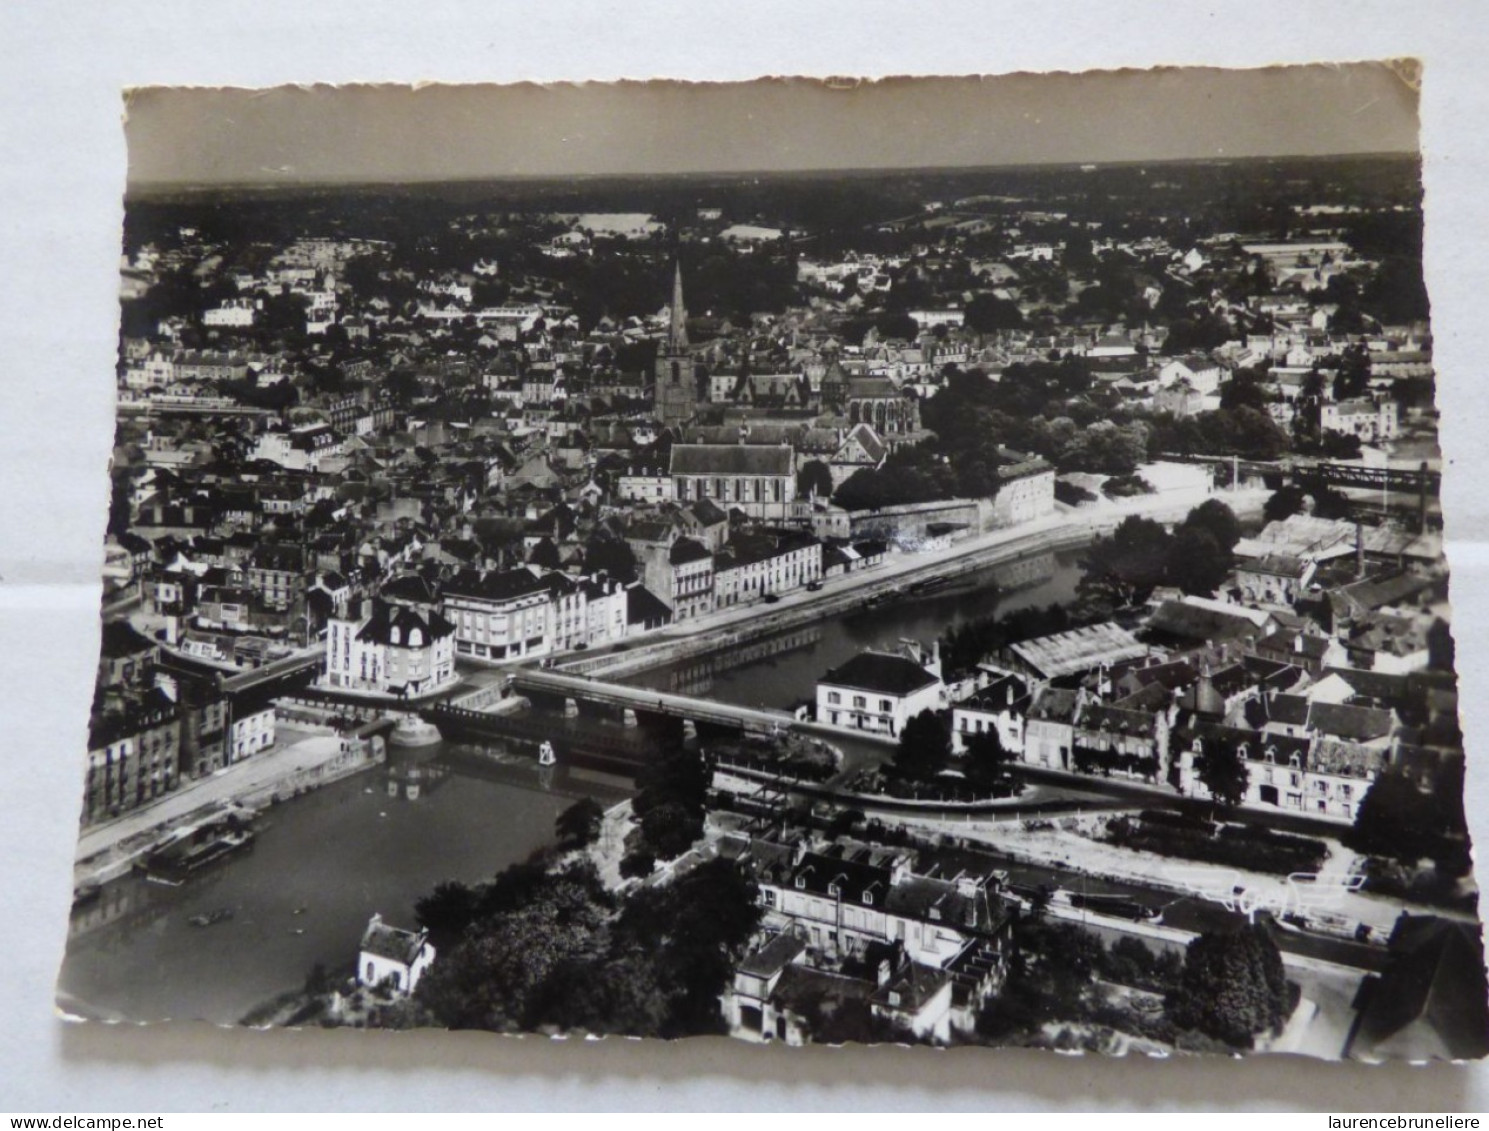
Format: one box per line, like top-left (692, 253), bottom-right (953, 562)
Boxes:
top-left (125, 63), bottom-right (1420, 187)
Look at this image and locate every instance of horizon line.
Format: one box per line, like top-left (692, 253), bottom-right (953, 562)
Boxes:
top-left (125, 148), bottom-right (1421, 196)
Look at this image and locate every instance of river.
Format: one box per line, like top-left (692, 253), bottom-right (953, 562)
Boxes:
top-left (58, 546), bottom-right (1085, 1025)
top-left (626, 547), bottom-right (1084, 709)
top-left (57, 745), bottom-right (628, 1025)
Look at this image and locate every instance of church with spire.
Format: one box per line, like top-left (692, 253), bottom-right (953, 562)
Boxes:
top-left (653, 261), bottom-right (700, 427)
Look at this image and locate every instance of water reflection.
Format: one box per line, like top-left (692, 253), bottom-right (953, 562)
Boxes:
top-left (58, 740), bottom-right (627, 1024)
top-left (630, 548), bottom-right (1081, 709)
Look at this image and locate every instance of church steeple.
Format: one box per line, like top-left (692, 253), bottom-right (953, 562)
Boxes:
top-left (654, 259), bottom-right (699, 427)
top-left (668, 260), bottom-right (688, 350)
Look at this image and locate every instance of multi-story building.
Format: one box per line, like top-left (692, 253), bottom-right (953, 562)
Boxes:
top-left (667, 537), bottom-right (716, 622)
top-left (325, 599), bottom-right (457, 697)
top-left (83, 690), bottom-right (180, 825)
top-left (713, 530), bottom-right (822, 608)
top-left (990, 449), bottom-right (1056, 528)
top-left (671, 444), bottom-right (797, 521)
top-left (228, 702), bottom-right (277, 762)
top-left (441, 567), bottom-right (555, 662)
top-left (252, 424), bottom-right (346, 472)
top-left (245, 543), bottom-right (307, 613)
top-left (950, 672), bottom-right (1029, 756)
top-left (741, 835), bottom-right (1013, 973)
top-left (1321, 397), bottom-right (1399, 443)
top-left (203, 298), bottom-right (258, 328)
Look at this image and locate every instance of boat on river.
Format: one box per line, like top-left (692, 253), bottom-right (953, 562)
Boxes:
top-left (908, 574), bottom-right (951, 594)
top-left (187, 907), bottom-right (234, 928)
top-left (138, 813), bottom-right (256, 885)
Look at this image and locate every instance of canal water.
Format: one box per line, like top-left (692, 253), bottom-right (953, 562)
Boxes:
top-left (627, 547), bottom-right (1084, 709)
top-left (58, 745), bottom-right (628, 1025)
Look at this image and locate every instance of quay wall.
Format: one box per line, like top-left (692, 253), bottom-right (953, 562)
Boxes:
top-left (570, 522), bottom-right (1097, 682)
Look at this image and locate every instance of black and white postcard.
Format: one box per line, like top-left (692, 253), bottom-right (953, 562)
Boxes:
top-left (58, 67), bottom-right (1487, 1062)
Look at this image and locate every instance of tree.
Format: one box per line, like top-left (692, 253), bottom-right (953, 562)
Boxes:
top-left (892, 709), bottom-right (952, 782)
top-left (1078, 516), bottom-right (1172, 610)
top-left (384, 370), bottom-right (422, 404)
top-left (416, 864), bottom-right (611, 1031)
top-left (1309, 485), bottom-right (1354, 521)
top-left (964, 293), bottom-right (1026, 334)
top-left (1332, 343), bottom-right (1373, 402)
top-left (1263, 485), bottom-right (1308, 525)
top-left (1167, 526), bottom-right (1231, 597)
top-left (611, 857), bottom-right (763, 1036)
top-left (631, 744), bottom-right (709, 861)
top-left (1180, 499), bottom-right (1242, 553)
top-left (582, 536), bottom-right (637, 582)
top-left (1219, 369), bottom-right (1269, 413)
top-left (638, 800), bottom-right (704, 862)
top-left (1166, 925), bottom-right (1292, 1048)
top-left (527, 537), bottom-right (561, 570)
top-left (1195, 739), bottom-right (1249, 809)
top-left (796, 459), bottom-right (835, 499)
top-left (540, 951), bottom-right (669, 1038)
top-left (962, 728), bottom-right (1017, 789)
top-left (619, 849), bottom-right (656, 879)
top-left (555, 797), bottom-right (605, 848)
top-left (1346, 763), bottom-right (1468, 870)
top-left (413, 880), bottom-right (479, 953)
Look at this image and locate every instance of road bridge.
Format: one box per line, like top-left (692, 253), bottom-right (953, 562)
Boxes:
top-left (156, 646), bottom-right (322, 698)
top-left (507, 668), bottom-right (797, 736)
top-left (218, 650), bottom-right (323, 695)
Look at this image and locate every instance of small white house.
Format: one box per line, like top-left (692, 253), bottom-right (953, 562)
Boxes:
top-left (358, 913), bottom-right (436, 995)
top-left (816, 646), bottom-right (944, 738)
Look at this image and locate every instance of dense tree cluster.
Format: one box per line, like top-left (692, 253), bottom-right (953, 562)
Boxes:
top-left (939, 602), bottom-right (1076, 677)
top-left (1146, 406), bottom-right (1290, 461)
top-left (1345, 761), bottom-right (1471, 875)
top-left (1166, 925), bottom-right (1293, 1049)
top-left (623, 729), bottom-right (710, 871)
top-left (1077, 501), bottom-right (1242, 611)
top-left (415, 857), bottom-right (762, 1038)
top-left (832, 444), bottom-right (960, 511)
top-left (555, 797), bottom-right (605, 848)
top-left (890, 709), bottom-right (953, 783)
top-left (1261, 484), bottom-right (1353, 525)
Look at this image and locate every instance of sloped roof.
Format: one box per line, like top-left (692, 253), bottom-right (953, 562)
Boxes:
top-left (820, 651), bottom-right (940, 697)
top-left (360, 917), bottom-right (429, 966)
top-left (669, 537), bottom-right (712, 566)
top-left (1009, 622), bottom-right (1145, 680)
top-left (1351, 916), bottom-right (1489, 1062)
top-left (379, 573), bottom-right (437, 604)
top-left (355, 600), bottom-right (455, 646)
top-left (670, 444), bottom-right (793, 477)
top-left (626, 584), bottom-right (673, 625)
top-left (442, 567), bottom-right (548, 603)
